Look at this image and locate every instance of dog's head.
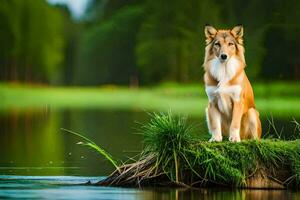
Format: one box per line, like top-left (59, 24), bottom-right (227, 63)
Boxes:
top-left (204, 25), bottom-right (244, 63)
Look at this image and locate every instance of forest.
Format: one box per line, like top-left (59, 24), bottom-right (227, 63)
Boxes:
top-left (0, 0), bottom-right (300, 85)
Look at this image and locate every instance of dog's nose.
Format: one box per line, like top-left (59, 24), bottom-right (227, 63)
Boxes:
top-left (220, 54), bottom-right (227, 60)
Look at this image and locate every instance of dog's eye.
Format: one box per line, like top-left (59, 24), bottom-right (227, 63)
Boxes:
top-left (214, 42), bottom-right (220, 47)
top-left (228, 42), bottom-right (234, 46)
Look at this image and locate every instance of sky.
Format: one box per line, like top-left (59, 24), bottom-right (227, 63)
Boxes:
top-left (48, 0), bottom-right (90, 18)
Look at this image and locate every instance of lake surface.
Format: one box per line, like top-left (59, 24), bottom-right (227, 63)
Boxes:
top-left (1, 175), bottom-right (300, 200)
top-left (1, 108), bottom-right (299, 199)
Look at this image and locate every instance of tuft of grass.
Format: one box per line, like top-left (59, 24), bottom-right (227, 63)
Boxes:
top-left (61, 128), bottom-right (119, 171)
top-left (140, 112), bottom-right (195, 183)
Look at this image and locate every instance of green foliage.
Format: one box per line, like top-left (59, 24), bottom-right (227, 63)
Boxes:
top-left (73, 0), bottom-right (300, 84)
top-left (2, 0), bottom-right (300, 85)
top-left (0, 0), bottom-right (65, 83)
top-left (74, 5), bottom-right (145, 85)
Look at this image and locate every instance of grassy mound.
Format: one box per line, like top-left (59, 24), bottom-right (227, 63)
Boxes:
top-left (95, 112), bottom-right (300, 189)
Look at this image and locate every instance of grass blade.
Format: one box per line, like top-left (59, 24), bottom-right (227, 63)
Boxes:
top-left (61, 128), bottom-right (119, 171)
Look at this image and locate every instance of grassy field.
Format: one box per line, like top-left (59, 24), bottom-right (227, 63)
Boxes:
top-left (1, 82), bottom-right (300, 117)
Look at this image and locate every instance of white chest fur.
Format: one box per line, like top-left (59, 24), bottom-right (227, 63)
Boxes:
top-left (209, 56), bottom-right (240, 84)
top-left (205, 84), bottom-right (242, 115)
top-left (205, 85), bottom-right (241, 102)
top-left (205, 56), bottom-right (242, 115)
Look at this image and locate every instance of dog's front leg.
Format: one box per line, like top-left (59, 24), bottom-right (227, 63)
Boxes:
top-left (206, 103), bottom-right (222, 142)
top-left (229, 101), bottom-right (243, 142)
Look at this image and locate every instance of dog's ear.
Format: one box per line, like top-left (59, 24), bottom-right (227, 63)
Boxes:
top-left (204, 24), bottom-right (217, 39)
top-left (231, 25), bottom-right (243, 39)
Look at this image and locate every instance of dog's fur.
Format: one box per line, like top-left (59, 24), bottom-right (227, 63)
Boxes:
top-left (203, 25), bottom-right (261, 142)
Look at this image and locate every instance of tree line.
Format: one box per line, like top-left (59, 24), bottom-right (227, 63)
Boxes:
top-left (0, 0), bottom-right (299, 85)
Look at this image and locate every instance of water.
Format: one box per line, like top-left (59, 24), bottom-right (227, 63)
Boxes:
top-left (1, 109), bottom-right (299, 199)
top-left (0, 110), bottom-right (150, 176)
top-left (1, 175), bottom-right (299, 200)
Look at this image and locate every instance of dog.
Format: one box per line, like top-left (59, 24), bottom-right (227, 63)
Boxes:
top-left (203, 25), bottom-right (261, 142)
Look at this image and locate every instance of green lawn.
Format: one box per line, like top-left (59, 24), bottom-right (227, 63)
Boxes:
top-left (1, 82), bottom-right (300, 117)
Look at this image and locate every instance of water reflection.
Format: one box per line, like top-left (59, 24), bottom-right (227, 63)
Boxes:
top-left (0, 108), bottom-right (65, 175)
top-left (1, 109), bottom-right (148, 175)
top-left (168, 188), bottom-right (297, 200)
top-left (0, 108), bottom-right (299, 176)
top-left (0, 176), bottom-right (299, 200)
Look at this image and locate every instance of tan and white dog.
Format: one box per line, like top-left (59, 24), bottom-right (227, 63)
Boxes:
top-left (203, 25), bottom-right (261, 142)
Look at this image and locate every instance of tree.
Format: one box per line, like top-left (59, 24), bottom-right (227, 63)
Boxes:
top-left (74, 5), bottom-right (145, 85)
top-left (0, 0), bottom-right (65, 83)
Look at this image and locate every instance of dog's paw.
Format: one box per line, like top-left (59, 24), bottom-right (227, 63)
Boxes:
top-left (229, 135), bottom-right (240, 142)
top-left (209, 135), bottom-right (222, 142)
top-left (229, 131), bottom-right (241, 142)
top-left (229, 128), bottom-right (241, 142)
